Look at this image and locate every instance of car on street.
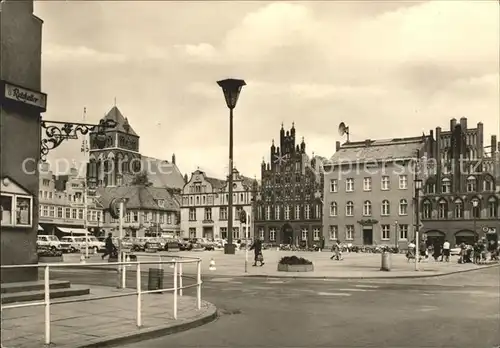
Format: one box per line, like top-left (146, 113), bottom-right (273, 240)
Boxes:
top-left (37, 235), bottom-right (71, 253)
top-left (191, 238), bottom-right (215, 251)
top-left (60, 236), bottom-right (84, 253)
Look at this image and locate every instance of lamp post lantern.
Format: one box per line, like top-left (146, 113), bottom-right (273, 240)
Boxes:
top-left (217, 78), bottom-right (246, 255)
top-left (472, 199), bottom-right (479, 243)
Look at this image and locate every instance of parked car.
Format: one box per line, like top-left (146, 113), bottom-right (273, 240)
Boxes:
top-left (37, 235), bottom-right (71, 253)
top-left (191, 238), bottom-right (215, 251)
top-left (144, 238), bottom-right (161, 252)
top-left (179, 238), bottom-right (192, 251)
top-left (60, 236), bottom-right (84, 253)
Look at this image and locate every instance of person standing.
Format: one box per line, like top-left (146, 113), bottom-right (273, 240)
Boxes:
top-left (102, 233), bottom-right (116, 260)
top-left (442, 239), bottom-right (450, 262)
top-left (320, 235), bottom-right (325, 252)
top-left (250, 237), bottom-right (264, 267)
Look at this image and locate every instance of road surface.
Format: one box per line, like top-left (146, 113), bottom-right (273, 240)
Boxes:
top-left (48, 266), bottom-right (500, 347)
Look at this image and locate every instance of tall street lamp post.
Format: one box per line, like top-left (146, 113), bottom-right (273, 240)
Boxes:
top-left (472, 199), bottom-right (479, 243)
top-left (414, 178), bottom-right (423, 271)
top-left (394, 220), bottom-right (399, 251)
top-left (217, 78), bottom-right (246, 255)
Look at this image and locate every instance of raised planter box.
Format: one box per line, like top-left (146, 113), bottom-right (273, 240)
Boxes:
top-left (38, 256), bottom-right (64, 263)
top-left (277, 263), bottom-right (314, 272)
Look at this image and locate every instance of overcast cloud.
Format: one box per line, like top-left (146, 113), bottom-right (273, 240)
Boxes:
top-left (36, 1), bottom-right (499, 179)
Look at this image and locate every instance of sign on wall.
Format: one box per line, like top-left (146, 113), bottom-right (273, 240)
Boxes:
top-left (1, 80), bottom-right (47, 112)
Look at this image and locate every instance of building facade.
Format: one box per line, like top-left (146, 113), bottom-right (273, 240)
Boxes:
top-left (323, 137), bottom-right (427, 248)
top-left (0, 0), bottom-right (46, 282)
top-left (253, 124), bottom-right (324, 246)
top-left (38, 163), bottom-right (103, 239)
top-left (180, 169), bottom-right (255, 240)
top-left (97, 186), bottom-right (180, 238)
top-left (419, 117), bottom-right (500, 246)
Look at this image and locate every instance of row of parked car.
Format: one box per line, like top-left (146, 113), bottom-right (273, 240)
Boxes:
top-left (37, 234), bottom-right (105, 253)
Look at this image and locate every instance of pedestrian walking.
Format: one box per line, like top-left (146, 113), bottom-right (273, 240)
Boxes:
top-left (250, 237), bottom-right (265, 267)
top-left (101, 233), bottom-right (116, 260)
top-left (330, 240), bottom-right (343, 261)
top-left (442, 239), bottom-right (450, 262)
top-left (319, 235), bottom-right (325, 252)
top-left (433, 241), bottom-right (442, 262)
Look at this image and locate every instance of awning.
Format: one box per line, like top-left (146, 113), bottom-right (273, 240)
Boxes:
top-left (425, 230), bottom-right (445, 237)
top-left (455, 230), bottom-right (475, 237)
top-left (57, 227), bottom-right (89, 235)
top-left (38, 225), bottom-right (43, 231)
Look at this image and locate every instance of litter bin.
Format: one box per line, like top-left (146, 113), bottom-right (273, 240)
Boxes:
top-left (380, 251), bottom-right (391, 271)
top-left (148, 268), bottom-right (164, 290)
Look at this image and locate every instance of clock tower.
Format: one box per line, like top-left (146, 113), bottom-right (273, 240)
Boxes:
top-left (88, 106), bottom-right (141, 187)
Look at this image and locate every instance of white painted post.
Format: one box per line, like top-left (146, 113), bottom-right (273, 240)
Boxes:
top-left (157, 254), bottom-right (162, 270)
top-left (136, 262), bottom-right (142, 327)
top-left (178, 262), bottom-right (183, 296)
top-left (119, 201), bottom-right (126, 288)
top-left (196, 260), bottom-right (201, 310)
top-left (245, 211), bottom-right (250, 273)
top-left (44, 266), bottom-right (51, 345)
top-left (415, 231), bottom-right (420, 271)
top-left (173, 261), bottom-right (178, 320)
top-left (84, 181), bottom-right (89, 259)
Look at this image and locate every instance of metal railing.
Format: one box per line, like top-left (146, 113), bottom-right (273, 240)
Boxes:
top-left (1, 256), bottom-right (202, 346)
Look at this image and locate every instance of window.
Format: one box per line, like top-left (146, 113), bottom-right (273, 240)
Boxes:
top-left (426, 183), bottom-right (436, 194)
top-left (381, 200), bottom-right (390, 216)
top-left (259, 227), bottom-right (265, 240)
top-left (315, 205), bottom-right (321, 219)
top-left (441, 178), bottom-right (451, 193)
top-left (330, 179), bottom-right (338, 192)
top-left (399, 199), bottom-right (408, 215)
top-left (399, 175), bottom-right (408, 189)
top-left (57, 207), bottom-right (63, 218)
top-left (71, 209), bottom-right (77, 219)
top-left (438, 199), bottom-right (448, 219)
top-left (381, 225), bottom-right (390, 240)
top-left (454, 199), bottom-right (464, 218)
top-left (363, 177), bottom-right (372, 191)
top-left (220, 227), bottom-right (227, 239)
top-left (398, 224), bottom-right (408, 240)
top-left (189, 228), bottom-right (196, 238)
top-left (1, 194), bottom-right (30, 227)
top-left (284, 205), bottom-right (290, 220)
top-left (345, 225), bottom-right (354, 240)
top-left (235, 206), bottom-right (243, 220)
top-left (381, 176), bottom-right (390, 190)
top-left (65, 208), bottom-right (71, 219)
top-left (220, 207), bottom-right (228, 220)
top-left (305, 205), bottom-right (310, 219)
top-left (275, 205), bottom-right (281, 220)
top-left (233, 227), bottom-right (240, 239)
top-left (266, 206), bottom-right (271, 220)
top-left (363, 201), bottom-right (372, 216)
top-left (301, 228), bottom-right (308, 241)
top-left (294, 205), bottom-right (300, 220)
top-left (423, 200), bottom-right (432, 219)
top-left (466, 176), bottom-right (477, 192)
top-left (49, 206), bottom-right (55, 217)
top-left (42, 205), bottom-right (48, 217)
top-left (484, 176), bottom-right (494, 191)
top-left (346, 201), bottom-right (354, 216)
top-left (313, 228), bottom-right (320, 241)
top-left (78, 209), bottom-right (84, 220)
top-left (329, 225), bottom-right (338, 241)
top-left (189, 208), bottom-right (196, 221)
top-left (204, 207), bottom-right (212, 221)
top-left (345, 178), bottom-right (354, 192)
top-left (329, 202), bottom-right (338, 216)
top-left (134, 212), bottom-right (140, 222)
top-left (488, 197), bottom-right (498, 217)
top-left (158, 199), bottom-right (165, 208)
top-left (269, 228), bottom-right (276, 241)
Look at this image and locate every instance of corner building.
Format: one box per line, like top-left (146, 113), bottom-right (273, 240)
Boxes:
top-left (323, 137), bottom-right (428, 249)
top-left (254, 124), bottom-right (324, 246)
top-left (419, 117), bottom-right (499, 246)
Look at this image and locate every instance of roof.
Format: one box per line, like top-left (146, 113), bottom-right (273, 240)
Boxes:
top-left (331, 137), bottom-right (424, 163)
top-left (205, 177), bottom-right (226, 190)
top-left (96, 186), bottom-right (179, 211)
top-left (142, 156), bottom-right (186, 190)
top-left (101, 106), bottom-right (139, 137)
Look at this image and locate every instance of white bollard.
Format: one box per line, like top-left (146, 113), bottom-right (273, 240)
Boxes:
top-left (209, 258), bottom-right (216, 271)
top-left (80, 254), bottom-right (86, 264)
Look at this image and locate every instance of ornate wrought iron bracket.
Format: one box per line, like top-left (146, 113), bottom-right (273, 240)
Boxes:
top-left (40, 119), bottom-right (117, 162)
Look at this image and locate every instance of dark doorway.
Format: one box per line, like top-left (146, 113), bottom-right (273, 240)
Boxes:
top-left (282, 224), bottom-right (293, 245)
top-left (363, 228), bottom-right (373, 245)
top-left (203, 227), bottom-right (213, 240)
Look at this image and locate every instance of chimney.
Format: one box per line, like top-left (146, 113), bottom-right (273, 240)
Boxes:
top-left (365, 139), bottom-right (371, 147)
top-left (460, 117), bottom-right (467, 130)
top-left (491, 135), bottom-right (497, 154)
top-left (335, 141), bottom-right (341, 152)
top-left (450, 118), bottom-right (457, 131)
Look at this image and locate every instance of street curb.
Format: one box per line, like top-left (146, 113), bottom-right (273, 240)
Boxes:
top-left (70, 301), bottom-right (218, 348)
top-left (240, 263), bottom-right (500, 280)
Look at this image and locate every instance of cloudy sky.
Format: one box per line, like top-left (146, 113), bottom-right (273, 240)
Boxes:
top-left (36, 1), bottom-right (499, 179)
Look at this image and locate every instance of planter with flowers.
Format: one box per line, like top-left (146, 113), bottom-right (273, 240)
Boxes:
top-left (38, 247), bottom-right (64, 263)
top-left (277, 256), bottom-right (314, 272)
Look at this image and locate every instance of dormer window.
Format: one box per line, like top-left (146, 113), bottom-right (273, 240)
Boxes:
top-left (157, 199), bottom-right (165, 208)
